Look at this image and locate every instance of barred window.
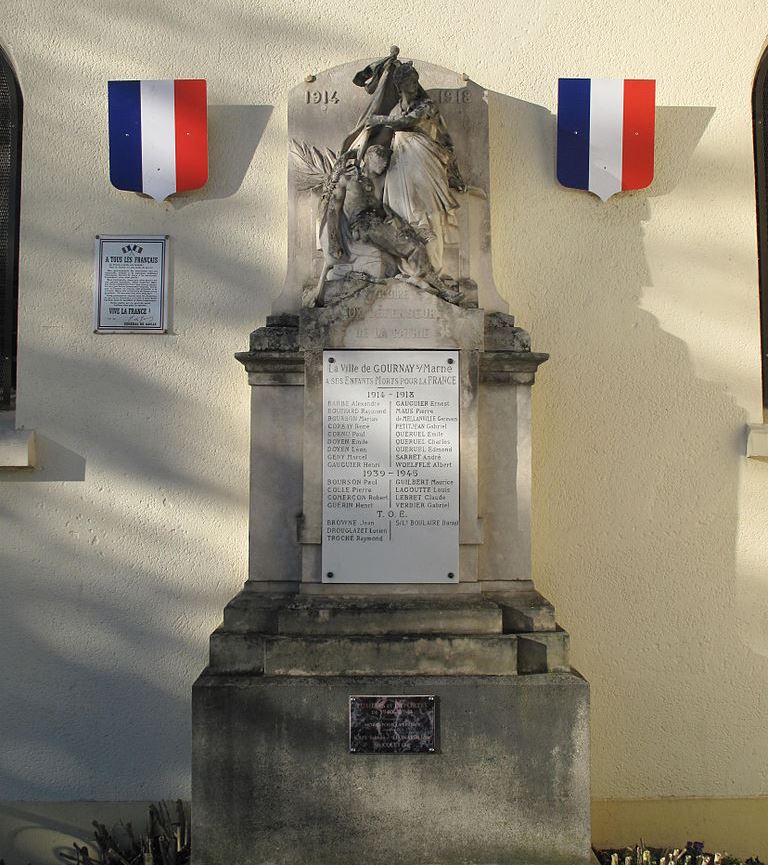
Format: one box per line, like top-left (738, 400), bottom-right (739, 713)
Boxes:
top-left (0, 47), bottom-right (20, 411)
top-left (754, 48), bottom-right (768, 416)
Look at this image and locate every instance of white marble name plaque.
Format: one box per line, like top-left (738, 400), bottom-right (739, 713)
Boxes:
top-left (322, 350), bottom-right (459, 583)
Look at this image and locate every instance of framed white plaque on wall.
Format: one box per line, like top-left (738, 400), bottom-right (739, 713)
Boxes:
top-left (93, 235), bottom-right (169, 333)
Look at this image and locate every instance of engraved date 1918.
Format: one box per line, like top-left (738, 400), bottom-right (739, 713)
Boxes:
top-left (306, 90), bottom-right (340, 105)
top-left (434, 88), bottom-right (472, 104)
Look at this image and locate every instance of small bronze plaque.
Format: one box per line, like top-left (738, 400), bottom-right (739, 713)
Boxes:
top-left (349, 695), bottom-right (437, 753)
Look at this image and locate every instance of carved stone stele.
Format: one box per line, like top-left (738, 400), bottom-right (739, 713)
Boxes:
top-left (273, 55), bottom-right (508, 314)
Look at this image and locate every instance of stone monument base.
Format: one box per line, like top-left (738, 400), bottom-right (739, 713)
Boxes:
top-left (192, 589), bottom-right (591, 865)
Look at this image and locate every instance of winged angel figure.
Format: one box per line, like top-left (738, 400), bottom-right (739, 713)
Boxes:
top-left (290, 47), bottom-right (468, 308)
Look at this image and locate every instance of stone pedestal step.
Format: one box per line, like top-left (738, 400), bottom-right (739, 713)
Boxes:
top-left (518, 628), bottom-right (570, 673)
top-left (277, 596), bottom-right (503, 635)
top-left (222, 592), bottom-right (286, 632)
top-left (210, 633), bottom-right (517, 676)
top-left (489, 589), bottom-right (556, 632)
top-left (212, 589), bottom-right (569, 675)
top-left (208, 628), bottom-right (570, 676)
top-left (221, 588), bottom-right (557, 635)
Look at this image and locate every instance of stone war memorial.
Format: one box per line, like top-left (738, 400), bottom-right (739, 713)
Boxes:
top-left (193, 48), bottom-right (590, 865)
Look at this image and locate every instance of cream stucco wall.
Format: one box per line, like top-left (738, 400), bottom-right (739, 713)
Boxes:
top-left (1, 0), bottom-right (767, 839)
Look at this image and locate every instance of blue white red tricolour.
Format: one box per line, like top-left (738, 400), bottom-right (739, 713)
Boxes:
top-left (557, 78), bottom-right (655, 201)
top-left (108, 79), bottom-right (208, 202)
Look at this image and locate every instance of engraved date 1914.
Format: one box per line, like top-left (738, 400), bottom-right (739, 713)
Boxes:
top-left (306, 89), bottom-right (340, 105)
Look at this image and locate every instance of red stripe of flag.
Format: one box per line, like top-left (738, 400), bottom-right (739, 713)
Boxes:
top-left (174, 79), bottom-right (208, 192)
top-left (621, 79), bottom-right (655, 191)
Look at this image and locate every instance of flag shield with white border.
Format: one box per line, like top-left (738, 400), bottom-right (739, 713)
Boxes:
top-left (557, 78), bottom-right (655, 201)
top-left (108, 79), bottom-right (208, 202)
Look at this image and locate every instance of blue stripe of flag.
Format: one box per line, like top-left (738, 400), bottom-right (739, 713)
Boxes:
top-left (108, 80), bottom-right (143, 193)
top-left (557, 78), bottom-right (591, 191)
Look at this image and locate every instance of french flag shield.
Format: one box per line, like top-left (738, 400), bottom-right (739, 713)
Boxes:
top-left (557, 78), bottom-right (655, 201)
top-left (108, 79), bottom-right (208, 202)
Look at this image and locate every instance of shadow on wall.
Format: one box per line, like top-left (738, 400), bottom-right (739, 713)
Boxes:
top-left (489, 90), bottom-right (764, 795)
top-left (0, 264), bottom-right (282, 804)
top-left (0, 481), bottom-right (201, 797)
top-left (0, 269), bottom-right (273, 800)
top-left (1, 76), bottom-right (278, 820)
top-left (170, 105), bottom-right (273, 208)
top-left (0, 70), bottom-right (292, 789)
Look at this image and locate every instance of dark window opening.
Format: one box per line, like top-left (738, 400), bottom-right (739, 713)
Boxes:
top-left (753, 47), bottom-right (768, 417)
top-left (0, 46), bottom-right (21, 411)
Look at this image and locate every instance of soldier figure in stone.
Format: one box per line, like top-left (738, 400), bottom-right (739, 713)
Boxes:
top-left (309, 145), bottom-right (461, 307)
top-left (326, 147), bottom-right (430, 272)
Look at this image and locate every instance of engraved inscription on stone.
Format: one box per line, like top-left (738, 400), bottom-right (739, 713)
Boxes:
top-left (349, 696), bottom-right (437, 754)
top-left (337, 283), bottom-right (479, 348)
top-left (322, 350), bottom-right (459, 583)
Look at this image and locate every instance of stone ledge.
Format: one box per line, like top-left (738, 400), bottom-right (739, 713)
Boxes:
top-left (518, 628), bottom-right (570, 674)
top-left (747, 423), bottom-right (768, 460)
top-left (234, 350), bottom-right (305, 385)
top-left (487, 589), bottom-right (556, 632)
top-left (480, 350), bottom-right (549, 384)
top-left (297, 581), bottom-right (483, 596)
top-left (209, 631), bottom-right (265, 673)
top-left (211, 591), bottom-right (570, 673)
top-left (235, 314), bottom-right (304, 385)
top-left (209, 631), bottom-right (519, 676)
top-left (219, 581), bottom-right (558, 636)
top-left (222, 592), bottom-right (290, 632)
top-left (0, 429), bottom-right (36, 468)
top-left (277, 596), bottom-right (503, 636)
top-left (266, 634), bottom-right (518, 676)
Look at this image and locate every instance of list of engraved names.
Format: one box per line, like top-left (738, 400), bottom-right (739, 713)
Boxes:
top-left (322, 350), bottom-right (459, 583)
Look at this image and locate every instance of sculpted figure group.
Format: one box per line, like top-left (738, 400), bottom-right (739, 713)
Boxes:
top-left (294, 48), bottom-right (469, 307)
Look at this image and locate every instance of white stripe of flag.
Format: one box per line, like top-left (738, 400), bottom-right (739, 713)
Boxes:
top-left (588, 78), bottom-right (624, 202)
top-left (139, 80), bottom-right (177, 203)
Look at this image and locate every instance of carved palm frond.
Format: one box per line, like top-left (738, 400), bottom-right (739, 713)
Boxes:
top-left (289, 139), bottom-right (338, 192)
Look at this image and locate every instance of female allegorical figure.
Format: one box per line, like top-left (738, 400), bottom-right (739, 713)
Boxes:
top-left (365, 62), bottom-right (466, 274)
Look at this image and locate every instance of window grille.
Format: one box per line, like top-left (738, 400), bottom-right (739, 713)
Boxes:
top-left (753, 47), bottom-right (768, 416)
top-left (0, 47), bottom-right (21, 411)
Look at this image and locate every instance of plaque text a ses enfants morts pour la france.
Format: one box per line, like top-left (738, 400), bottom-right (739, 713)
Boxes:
top-left (322, 350), bottom-right (460, 583)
